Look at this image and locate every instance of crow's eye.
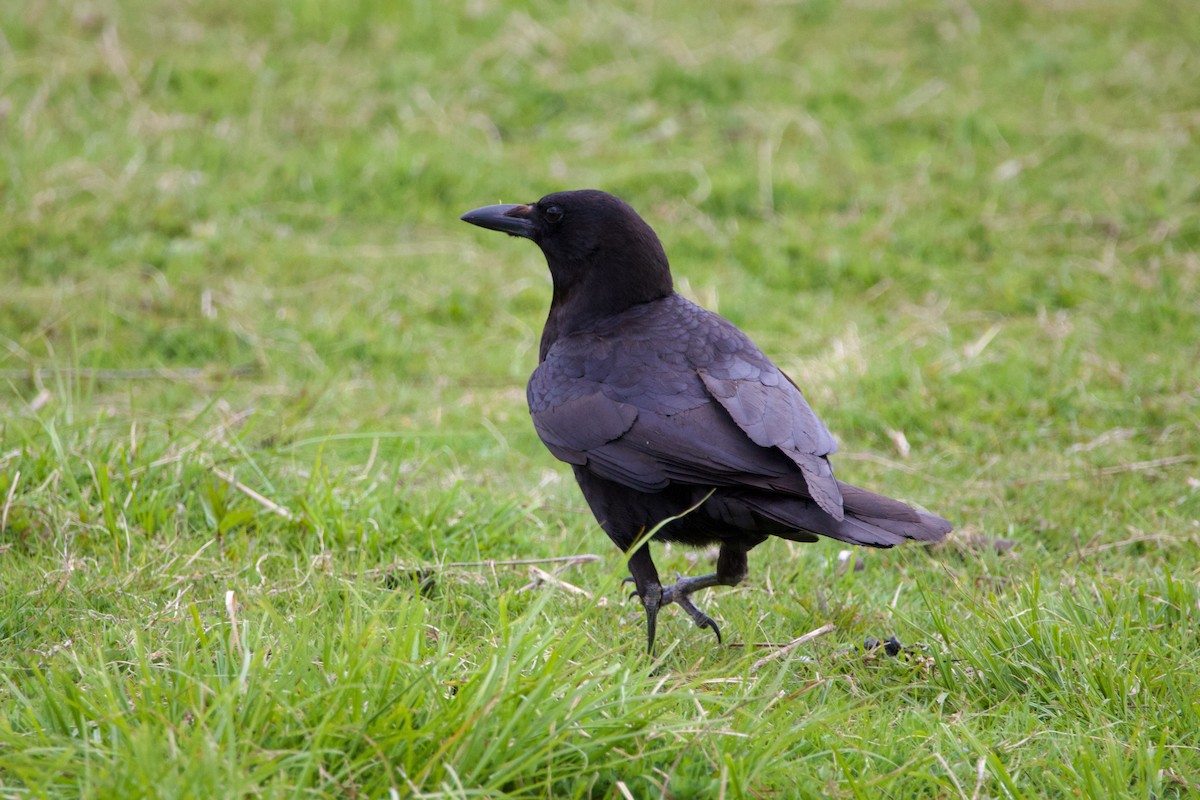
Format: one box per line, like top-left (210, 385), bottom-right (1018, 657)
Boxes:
top-left (543, 205), bottom-right (564, 223)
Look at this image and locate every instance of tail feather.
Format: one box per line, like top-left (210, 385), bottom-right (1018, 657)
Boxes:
top-left (839, 481), bottom-right (920, 523)
top-left (840, 480), bottom-right (951, 542)
top-left (740, 481), bottom-right (952, 548)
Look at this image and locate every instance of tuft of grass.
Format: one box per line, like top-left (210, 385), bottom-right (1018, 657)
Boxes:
top-left (3, 0), bottom-right (1200, 797)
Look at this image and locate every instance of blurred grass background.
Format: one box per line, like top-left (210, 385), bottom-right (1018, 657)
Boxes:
top-left (2, 0), bottom-right (1199, 797)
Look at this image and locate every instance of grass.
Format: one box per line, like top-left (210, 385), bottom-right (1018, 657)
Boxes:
top-left (2, 0), bottom-right (1199, 796)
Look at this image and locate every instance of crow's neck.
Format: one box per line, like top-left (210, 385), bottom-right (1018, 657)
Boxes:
top-left (538, 262), bottom-right (672, 362)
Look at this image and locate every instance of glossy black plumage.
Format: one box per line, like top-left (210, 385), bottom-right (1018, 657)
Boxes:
top-left (461, 190), bottom-right (952, 653)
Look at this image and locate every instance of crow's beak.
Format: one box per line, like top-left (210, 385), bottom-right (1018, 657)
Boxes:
top-left (460, 203), bottom-right (535, 238)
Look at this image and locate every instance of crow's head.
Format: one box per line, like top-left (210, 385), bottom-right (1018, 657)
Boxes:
top-left (461, 190), bottom-right (673, 317)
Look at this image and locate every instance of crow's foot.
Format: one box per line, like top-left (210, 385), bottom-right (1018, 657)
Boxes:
top-left (661, 572), bottom-right (722, 644)
top-left (624, 572), bottom-right (723, 646)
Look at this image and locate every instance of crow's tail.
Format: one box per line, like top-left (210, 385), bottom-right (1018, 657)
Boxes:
top-left (743, 480), bottom-right (952, 548)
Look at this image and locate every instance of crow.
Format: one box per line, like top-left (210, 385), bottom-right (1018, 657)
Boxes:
top-left (461, 190), bottom-right (951, 654)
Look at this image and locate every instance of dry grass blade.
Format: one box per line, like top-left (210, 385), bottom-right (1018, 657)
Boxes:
top-left (1, 470), bottom-right (17, 533)
top-left (211, 466), bottom-right (297, 521)
top-left (1009, 454), bottom-right (1195, 486)
top-left (225, 590), bottom-right (242, 658)
top-left (519, 565), bottom-right (593, 598)
top-left (0, 366), bottom-right (258, 382)
top-left (433, 555), bottom-right (602, 570)
top-left (751, 623), bottom-right (836, 671)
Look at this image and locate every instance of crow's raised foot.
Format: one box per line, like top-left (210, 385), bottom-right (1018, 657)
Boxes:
top-left (662, 573), bottom-right (723, 643)
top-left (623, 572), bottom-right (724, 651)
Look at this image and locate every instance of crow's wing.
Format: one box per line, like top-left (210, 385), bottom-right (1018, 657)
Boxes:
top-left (528, 295), bottom-right (844, 519)
top-left (698, 367), bottom-right (843, 519)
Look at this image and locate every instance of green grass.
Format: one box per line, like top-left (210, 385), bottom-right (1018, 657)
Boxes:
top-left (2, 0), bottom-right (1199, 796)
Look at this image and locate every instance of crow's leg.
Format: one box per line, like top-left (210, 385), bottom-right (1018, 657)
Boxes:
top-left (660, 544), bottom-right (751, 644)
top-left (626, 544), bottom-right (664, 656)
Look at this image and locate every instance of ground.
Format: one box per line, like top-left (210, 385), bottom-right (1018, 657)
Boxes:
top-left (1, 0), bottom-right (1198, 797)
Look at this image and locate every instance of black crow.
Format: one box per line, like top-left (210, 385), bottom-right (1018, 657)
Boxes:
top-left (461, 190), bottom-right (952, 654)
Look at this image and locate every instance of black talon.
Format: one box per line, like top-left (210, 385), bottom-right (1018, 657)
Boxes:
top-left (671, 585), bottom-right (723, 644)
